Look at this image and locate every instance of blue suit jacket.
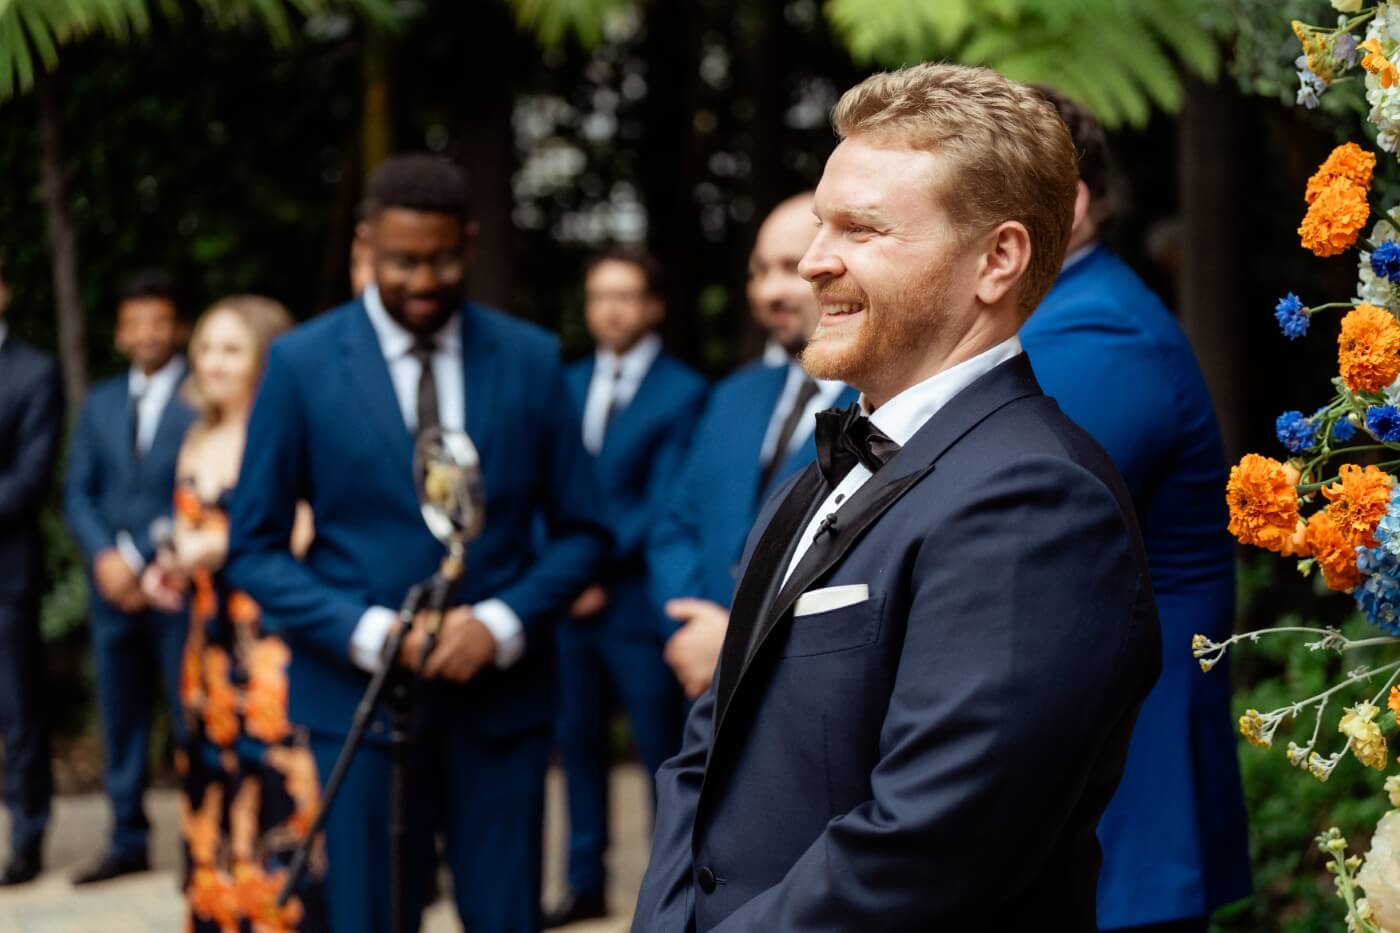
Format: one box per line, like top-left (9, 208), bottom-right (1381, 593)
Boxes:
top-left (225, 298), bottom-right (611, 738)
top-left (632, 354), bottom-right (1161, 932)
top-left (648, 359), bottom-right (858, 615)
top-left (1021, 246), bottom-right (1251, 926)
top-left (565, 349), bottom-right (707, 638)
top-left (0, 336), bottom-right (64, 602)
top-left (64, 362), bottom-right (195, 586)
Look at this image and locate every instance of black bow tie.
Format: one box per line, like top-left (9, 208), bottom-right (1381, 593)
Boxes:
top-left (814, 402), bottom-right (901, 487)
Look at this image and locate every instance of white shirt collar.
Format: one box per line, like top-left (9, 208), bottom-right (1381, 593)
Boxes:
top-left (129, 353), bottom-right (184, 396)
top-left (596, 331), bottom-right (662, 386)
top-left (762, 338), bottom-right (789, 367)
top-left (862, 335), bottom-right (1022, 446)
top-left (1062, 241), bottom-right (1098, 273)
top-left (362, 284), bottom-right (462, 359)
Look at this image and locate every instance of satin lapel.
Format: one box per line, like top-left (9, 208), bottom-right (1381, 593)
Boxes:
top-left (711, 464), bottom-right (827, 737)
top-left (709, 354), bottom-right (1045, 750)
top-left (459, 303), bottom-right (499, 460)
top-left (339, 301), bottom-right (414, 474)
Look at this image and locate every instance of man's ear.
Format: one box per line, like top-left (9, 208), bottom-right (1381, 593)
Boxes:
top-left (463, 220), bottom-right (481, 265)
top-left (974, 221), bottom-right (1033, 308)
top-left (1072, 180), bottom-right (1092, 241)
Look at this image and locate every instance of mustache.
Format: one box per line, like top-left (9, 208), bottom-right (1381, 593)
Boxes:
top-left (812, 284), bottom-right (867, 305)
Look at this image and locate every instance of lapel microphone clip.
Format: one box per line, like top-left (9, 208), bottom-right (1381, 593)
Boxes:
top-left (814, 512), bottom-right (839, 542)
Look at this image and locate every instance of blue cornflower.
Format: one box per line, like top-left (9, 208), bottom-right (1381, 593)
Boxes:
top-left (1335, 34), bottom-right (1359, 70)
top-left (1276, 410), bottom-right (1318, 453)
top-left (1275, 293), bottom-right (1310, 339)
top-left (1334, 417), bottom-right (1358, 443)
top-left (1296, 56), bottom-right (1327, 109)
top-left (1373, 241), bottom-right (1400, 281)
top-left (1368, 405), bottom-right (1400, 443)
top-left (1356, 545), bottom-right (1400, 634)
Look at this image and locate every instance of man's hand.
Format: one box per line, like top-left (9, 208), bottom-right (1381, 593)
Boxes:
top-left (140, 562), bottom-right (187, 613)
top-left (663, 598), bottom-right (729, 699)
top-left (95, 548), bottom-right (146, 612)
top-left (570, 584), bottom-right (608, 619)
top-left (413, 607), bottom-right (498, 683)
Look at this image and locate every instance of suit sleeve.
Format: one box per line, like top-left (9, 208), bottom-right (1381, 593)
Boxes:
top-left (613, 384), bottom-right (705, 564)
top-left (706, 456), bottom-right (1159, 931)
top-left (63, 392), bottom-right (115, 560)
top-left (646, 412), bottom-right (713, 615)
top-left (225, 343), bottom-right (372, 665)
top-left (492, 351), bottom-right (611, 638)
top-left (0, 358), bottom-right (63, 524)
top-left (631, 682), bottom-right (715, 932)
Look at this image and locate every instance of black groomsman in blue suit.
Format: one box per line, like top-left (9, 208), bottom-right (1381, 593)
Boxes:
top-left (64, 270), bottom-right (196, 884)
top-left (649, 193), bottom-right (856, 701)
top-left (227, 155), bottom-right (610, 933)
top-left (544, 251), bottom-right (707, 927)
top-left (0, 255), bottom-right (64, 887)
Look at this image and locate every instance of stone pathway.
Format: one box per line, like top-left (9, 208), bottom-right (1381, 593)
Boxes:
top-left (0, 765), bottom-right (647, 932)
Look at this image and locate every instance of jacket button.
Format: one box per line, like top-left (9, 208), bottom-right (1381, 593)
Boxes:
top-left (697, 867), bottom-right (716, 893)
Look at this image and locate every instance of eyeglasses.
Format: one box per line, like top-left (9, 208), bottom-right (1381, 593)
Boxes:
top-left (378, 252), bottom-right (466, 281)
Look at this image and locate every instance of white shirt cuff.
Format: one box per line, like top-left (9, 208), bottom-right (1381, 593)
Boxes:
top-left (474, 599), bottom-right (525, 669)
top-left (115, 531), bottom-right (147, 575)
top-left (350, 605), bottom-right (397, 673)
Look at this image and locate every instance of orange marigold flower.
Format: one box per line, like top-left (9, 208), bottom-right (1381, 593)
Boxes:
top-left (1320, 462), bottom-right (1395, 548)
top-left (227, 591), bottom-right (261, 627)
top-left (1300, 178), bottom-right (1371, 257)
top-left (1362, 37), bottom-right (1400, 88)
top-left (173, 485), bottom-right (203, 523)
top-left (1227, 454), bottom-right (1303, 553)
top-left (1304, 509), bottom-right (1366, 592)
top-left (1306, 143), bottom-right (1377, 205)
top-left (1389, 685), bottom-right (1400, 718)
top-left (1339, 303), bottom-right (1400, 392)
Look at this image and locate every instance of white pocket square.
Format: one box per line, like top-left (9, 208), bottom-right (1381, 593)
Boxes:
top-left (793, 584), bottom-right (869, 617)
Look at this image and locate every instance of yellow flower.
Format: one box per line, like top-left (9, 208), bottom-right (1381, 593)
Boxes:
top-left (1333, 0), bottom-right (1364, 11)
top-left (1240, 708), bottom-right (1275, 748)
top-left (1386, 774), bottom-right (1400, 808)
top-left (1341, 702), bottom-right (1390, 771)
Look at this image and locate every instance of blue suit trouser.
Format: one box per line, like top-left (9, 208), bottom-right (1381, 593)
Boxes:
top-left (555, 616), bottom-right (685, 894)
top-left (0, 599), bottom-right (52, 855)
top-left (89, 596), bottom-right (186, 858)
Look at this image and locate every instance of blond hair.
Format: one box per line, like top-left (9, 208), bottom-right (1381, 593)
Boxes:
top-left (184, 295), bottom-right (293, 423)
top-left (831, 63), bottom-right (1078, 315)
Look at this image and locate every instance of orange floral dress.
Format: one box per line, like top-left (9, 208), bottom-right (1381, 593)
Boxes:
top-left (174, 483), bottom-right (328, 933)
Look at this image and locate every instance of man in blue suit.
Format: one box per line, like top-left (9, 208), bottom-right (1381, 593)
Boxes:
top-left (633, 64), bottom-right (1160, 932)
top-left (226, 154), bottom-right (610, 933)
top-left (544, 250), bottom-right (707, 927)
top-left (64, 269), bottom-right (196, 884)
top-left (1022, 88), bottom-right (1250, 933)
top-left (0, 256), bottom-right (64, 887)
top-left (650, 193), bottom-right (856, 700)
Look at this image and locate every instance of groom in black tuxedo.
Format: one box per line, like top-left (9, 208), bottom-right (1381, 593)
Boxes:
top-left (632, 64), bottom-right (1160, 932)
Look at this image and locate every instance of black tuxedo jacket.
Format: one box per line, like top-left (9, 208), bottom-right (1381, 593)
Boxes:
top-left (633, 353), bottom-right (1161, 932)
top-left (0, 335), bottom-right (64, 602)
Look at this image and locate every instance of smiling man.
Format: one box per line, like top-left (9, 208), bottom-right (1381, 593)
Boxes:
top-left (631, 64), bottom-right (1161, 932)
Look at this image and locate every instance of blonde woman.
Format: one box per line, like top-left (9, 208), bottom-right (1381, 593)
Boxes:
top-left (142, 296), bottom-right (325, 932)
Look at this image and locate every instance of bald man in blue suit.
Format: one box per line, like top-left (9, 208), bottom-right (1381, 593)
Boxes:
top-left (648, 194), bottom-right (856, 700)
top-left (1021, 89), bottom-right (1250, 933)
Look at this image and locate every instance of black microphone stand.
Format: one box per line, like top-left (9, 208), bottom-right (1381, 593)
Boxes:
top-left (278, 554), bottom-right (462, 933)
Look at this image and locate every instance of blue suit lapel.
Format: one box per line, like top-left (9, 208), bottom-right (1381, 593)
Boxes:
top-left (147, 358), bottom-right (191, 458)
top-left (742, 364), bottom-right (791, 500)
top-left (339, 300), bottom-right (414, 475)
top-left (600, 351), bottom-right (666, 463)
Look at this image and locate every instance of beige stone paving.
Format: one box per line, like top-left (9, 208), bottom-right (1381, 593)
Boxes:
top-left (0, 765), bottom-right (647, 933)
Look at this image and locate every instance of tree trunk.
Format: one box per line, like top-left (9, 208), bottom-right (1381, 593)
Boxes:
top-left (1178, 76), bottom-right (1244, 461)
top-left (35, 68), bottom-right (87, 407)
top-left (362, 25), bottom-right (392, 181)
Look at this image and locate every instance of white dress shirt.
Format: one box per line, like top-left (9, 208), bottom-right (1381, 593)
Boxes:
top-left (762, 338), bottom-right (789, 367)
top-left (350, 286), bottom-right (524, 674)
top-left (781, 335), bottom-right (1024, 587)
top-left (759, 360), bottom-right (846, 466)
top-left (115, 355), bottom-right (186, 574)
top-left (581, 332), bottom-right (661, 455)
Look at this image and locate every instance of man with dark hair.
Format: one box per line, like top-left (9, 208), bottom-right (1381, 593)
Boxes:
top-left (1023, 86), bottom-right (1251, 933)
top-left (0, 253), bottom-right (64, 887)
top-left (227, 154), bottom-right (610, 933)
top-left (545, 249), bottom-right (706, 927)
top-left (64, 268), bottom-right (195, 884)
